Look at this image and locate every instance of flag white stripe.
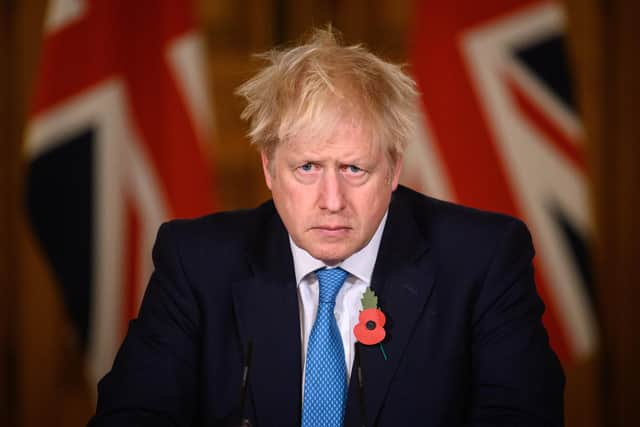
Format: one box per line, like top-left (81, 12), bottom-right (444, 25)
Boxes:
top-left (167, 31), bottom-right (215, 146)
top-left (401, 108), bottom-right (456, 202)
top-left (44, 0), bottom-right (87, 35)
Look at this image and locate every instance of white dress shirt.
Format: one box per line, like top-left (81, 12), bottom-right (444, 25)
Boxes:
top-left (290, 212), bottom-right (388, 384)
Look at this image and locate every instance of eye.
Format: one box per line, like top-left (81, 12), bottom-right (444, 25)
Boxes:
top-left (298, 163), bottom-right (314, 172)
top-left (343, 164), bottom-right (366, 176)
top-left (341, 164), bottom-right (370, 185)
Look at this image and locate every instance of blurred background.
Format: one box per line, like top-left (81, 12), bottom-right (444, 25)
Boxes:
top-left (1, 0), bottom-right (638, 426)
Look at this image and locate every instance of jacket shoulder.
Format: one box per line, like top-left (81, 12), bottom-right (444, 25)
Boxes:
top-left (393, 185), bottom-right (533, 257)
top-left (396, 185), bottom-right (526, 227)
top-left (154, 200), bottom-right (278, 265)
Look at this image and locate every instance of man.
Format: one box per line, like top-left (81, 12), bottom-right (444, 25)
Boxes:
top-left (90, 28), bottom-right (564, 426)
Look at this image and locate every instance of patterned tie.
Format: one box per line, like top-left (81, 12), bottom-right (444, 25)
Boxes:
top-left (301, 267), bottom-right (349, 427)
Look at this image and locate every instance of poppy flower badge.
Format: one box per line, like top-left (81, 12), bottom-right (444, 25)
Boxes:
top-left (354, 288), bottom-right (388, 360)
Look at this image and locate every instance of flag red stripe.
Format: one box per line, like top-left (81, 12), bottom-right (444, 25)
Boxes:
top-left (412, 0), bottom-right (573, 363)
top-left (114, 1), bottom-right (213, 216)
top-left (506, 77), bottom-right (586, 172)
top-left (30, 14), bottom-right (113, 114)
top-left (32, 1), bottom-right (214, 216)
top-left (125, 62), bottom-right (214, 217)
top-left (411, 2), bottom-right (520, 214)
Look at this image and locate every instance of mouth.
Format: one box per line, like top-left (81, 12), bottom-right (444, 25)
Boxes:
top-left (310, 225), bottom-right (351, 237)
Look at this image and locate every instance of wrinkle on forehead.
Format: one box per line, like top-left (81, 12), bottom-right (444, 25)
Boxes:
top-left (282, 117), bottom-right (377, 160)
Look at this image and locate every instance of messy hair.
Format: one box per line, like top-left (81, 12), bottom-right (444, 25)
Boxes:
top-left (235, 26), bottom-right (419, 162)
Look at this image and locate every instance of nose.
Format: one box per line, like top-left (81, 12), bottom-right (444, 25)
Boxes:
top-left (319, 169), bottom-right (345, 212)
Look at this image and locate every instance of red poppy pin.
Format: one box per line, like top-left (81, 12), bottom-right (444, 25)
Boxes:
top-left (354, 288), bottom-right (388, 360)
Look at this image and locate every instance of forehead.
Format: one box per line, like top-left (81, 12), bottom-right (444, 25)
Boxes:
top-left (277, 120), bottom-right (379, 159)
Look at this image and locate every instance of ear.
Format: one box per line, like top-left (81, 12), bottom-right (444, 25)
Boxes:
top-left (390, 157), bottom-right (403, 191)
top-left (260, 151), bottom-right (273, 190)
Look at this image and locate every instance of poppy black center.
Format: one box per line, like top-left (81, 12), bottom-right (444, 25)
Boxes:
top-left (366, 320), bottom-right (376, 330)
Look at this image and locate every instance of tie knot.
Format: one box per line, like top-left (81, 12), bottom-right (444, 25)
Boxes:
top-left (316, 267), bottom-right (348, 304)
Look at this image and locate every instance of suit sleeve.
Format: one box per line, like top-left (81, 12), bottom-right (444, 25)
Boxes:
top-left (467, 219), bottom-right (565, 426)
top-left (88, 222), bottom-right (200, 427)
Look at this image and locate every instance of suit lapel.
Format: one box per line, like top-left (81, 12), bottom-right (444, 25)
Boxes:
top-left (231, 209), bottom-right (302, 426)
top-left (345, 191), bottom-right (438, 426)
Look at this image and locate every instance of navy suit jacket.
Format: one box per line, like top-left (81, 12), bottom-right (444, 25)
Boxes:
top-left (90, 185), bottom-right (564, 426)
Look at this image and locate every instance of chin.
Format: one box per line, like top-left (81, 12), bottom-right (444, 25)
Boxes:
top-left (309, 246), bottom-right (354, 265)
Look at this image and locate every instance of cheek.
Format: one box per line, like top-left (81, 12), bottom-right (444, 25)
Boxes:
top-left (352, 188), bottom-right (391, 225)
top-left (273, 181), bottom-right (312, 225)
top-left (360, 187), bottom-right (391, 210)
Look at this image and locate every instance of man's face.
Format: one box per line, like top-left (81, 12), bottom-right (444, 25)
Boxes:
top-left (262, 121), bottom-right (402, 265)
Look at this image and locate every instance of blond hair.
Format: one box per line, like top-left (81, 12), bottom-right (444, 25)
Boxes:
top-left (236, 27), bottom-right (419, 162)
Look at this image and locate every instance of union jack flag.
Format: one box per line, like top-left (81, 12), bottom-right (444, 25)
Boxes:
top-left (403, 0), bottom-right (597, 364)
top-left (25, 0), bottom-right (215, 387)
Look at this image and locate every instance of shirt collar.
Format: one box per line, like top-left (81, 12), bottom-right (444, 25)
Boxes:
top-left (290, 211), bottom-right (388, 286)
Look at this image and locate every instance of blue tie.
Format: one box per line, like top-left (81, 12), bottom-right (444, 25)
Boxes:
top-left (302, 267), bottom-right (349, 427)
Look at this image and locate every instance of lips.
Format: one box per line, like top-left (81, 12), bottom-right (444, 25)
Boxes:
top-left (314, 225), bottom-right (349, 230)
top-left (311, 225), bottom-right (351, 237)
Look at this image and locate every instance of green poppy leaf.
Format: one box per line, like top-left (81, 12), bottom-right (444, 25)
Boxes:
top-left (361, 288), bottom-right (378, 310)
